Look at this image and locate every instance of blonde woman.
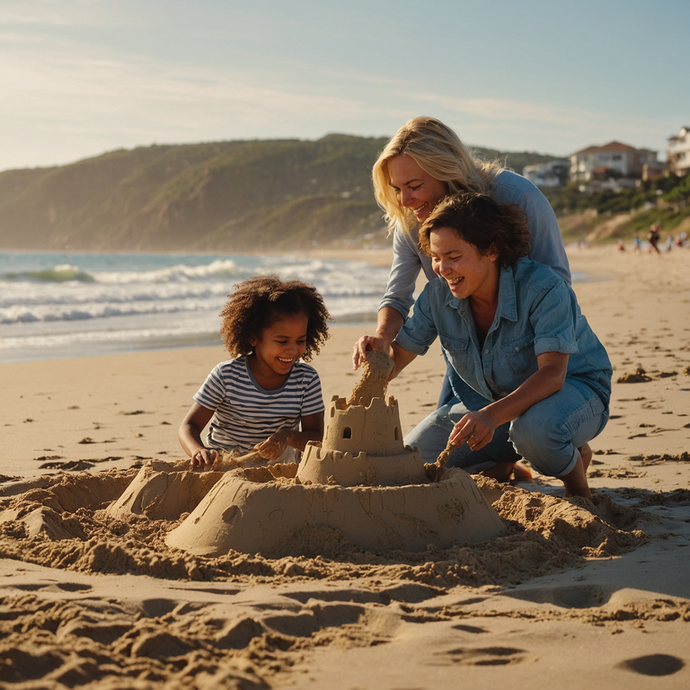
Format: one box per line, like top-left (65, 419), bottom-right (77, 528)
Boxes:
top-left (352, 116), bottom-right (571, 479)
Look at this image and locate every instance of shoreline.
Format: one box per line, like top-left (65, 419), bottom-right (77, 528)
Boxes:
top-left (0, 244), bottom-right (602, 366)
top-left (0, 316), bottom-right (382, 366)
top-left (0, 249), bottom-right (392, 366)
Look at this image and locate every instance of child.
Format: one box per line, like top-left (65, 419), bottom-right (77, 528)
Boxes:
top-left (179, 276), bottom-right (330, 470)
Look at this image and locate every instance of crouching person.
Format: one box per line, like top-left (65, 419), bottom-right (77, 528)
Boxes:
top-left (387, 193), bottom-right (612, 497)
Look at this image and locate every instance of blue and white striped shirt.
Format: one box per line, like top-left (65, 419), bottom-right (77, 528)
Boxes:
top-left (193, 356), bottom-right (324, 452)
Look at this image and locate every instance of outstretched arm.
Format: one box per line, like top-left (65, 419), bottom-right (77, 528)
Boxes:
top-left (178, 402), bottom-right (221, 469)
top-left (354, 226), bottom-right (427, 370)
top-left (389, 341), bottom-right (419, 381)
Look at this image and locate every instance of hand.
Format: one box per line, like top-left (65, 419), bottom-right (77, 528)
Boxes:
top-left (257, 428), bottom-right (290, 460)
top-left (352, 334), bottom-right (391, 370)
top-left (191, 447), bottom-right (221, 470)
top-left (449, 410), bottom-right (497, 452)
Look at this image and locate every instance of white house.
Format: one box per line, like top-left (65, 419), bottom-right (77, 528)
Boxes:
top-left (667, 127), bottom-right (690, 176)
top-left (570, 142), bottom-right (658, 182)
top-left (523, 159), bottom-right (570, 187)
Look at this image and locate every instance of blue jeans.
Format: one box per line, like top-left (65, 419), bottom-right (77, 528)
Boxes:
top-left (405, 379), bottom-right (608, 478)
top-left (510, 379), bottom-right (608, 477)
top-left (405, 397), bottom-right (521, 473)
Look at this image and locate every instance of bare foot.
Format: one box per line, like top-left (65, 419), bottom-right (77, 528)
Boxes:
top-left (476, 460), bottom-right (533, 482)
top-left (562, 454), bottom-right (591, 498)
top-left (512, 460), bottom-right (533, 480)
top-left (478, 462), bottom-right (516, 482)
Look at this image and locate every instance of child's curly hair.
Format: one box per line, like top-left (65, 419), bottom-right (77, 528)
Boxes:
top-left (419, 192), bottom-right (531, 266)
top-left (219, 276), bottom-right (330, 361)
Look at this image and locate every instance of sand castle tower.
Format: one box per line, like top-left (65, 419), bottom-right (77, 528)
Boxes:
top-left (296, 351), bottom-right (427, 487)
top-left (163, 351), bottom-right (504, 557)
top-left (295, 394), bottom-right (425, 487)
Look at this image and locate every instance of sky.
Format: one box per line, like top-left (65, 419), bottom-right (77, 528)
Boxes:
top-left (1, 0), bottom-right (688, 172)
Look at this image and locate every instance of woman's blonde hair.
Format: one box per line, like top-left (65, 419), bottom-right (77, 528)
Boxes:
top-left (372, 116), bottom-right (504, 235)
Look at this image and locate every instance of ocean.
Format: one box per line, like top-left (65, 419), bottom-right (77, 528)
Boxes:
top-left (0, 251), bottom-right (391, 363)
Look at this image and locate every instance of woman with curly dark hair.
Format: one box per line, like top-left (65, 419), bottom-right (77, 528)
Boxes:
top-left (179, 276), bottom-right (330, 470)
top-left (389, 193), bottom-right (612, 498)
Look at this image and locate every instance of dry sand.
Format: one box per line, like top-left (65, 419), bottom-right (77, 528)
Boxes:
top-left (0, 245), bottom-right (689, 689)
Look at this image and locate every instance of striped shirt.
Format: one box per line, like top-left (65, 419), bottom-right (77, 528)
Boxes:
top-left (193, 356), bottom-right (324, 452)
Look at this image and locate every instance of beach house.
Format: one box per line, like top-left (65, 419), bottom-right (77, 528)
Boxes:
top-left (570, 141), bottom-right (658, 182)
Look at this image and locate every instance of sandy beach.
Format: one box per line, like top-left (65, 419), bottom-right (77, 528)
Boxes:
top-left (1, 245), bottom-right (689, 689)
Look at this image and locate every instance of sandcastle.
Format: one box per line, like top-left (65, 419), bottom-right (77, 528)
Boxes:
top-left (157, 351), bottom-right (505, 557)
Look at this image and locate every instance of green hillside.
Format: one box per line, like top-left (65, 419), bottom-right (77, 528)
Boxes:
top-left (0, 135), bottom-right (558, 252)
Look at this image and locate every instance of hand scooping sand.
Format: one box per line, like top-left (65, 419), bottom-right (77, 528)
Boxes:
top-left (347, 350), bottom-right (395, 407)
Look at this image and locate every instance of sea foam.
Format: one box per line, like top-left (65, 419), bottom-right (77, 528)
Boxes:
top-left (0, 251), bottom-right (389, 362)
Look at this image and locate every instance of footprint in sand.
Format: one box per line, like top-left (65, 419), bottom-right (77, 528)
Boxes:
top-left (618, 653), bottom-right (685, 677)
top-left (431, 646), bottom-right (527, 666)
top-left (451, 624), bottom-right (488, 634)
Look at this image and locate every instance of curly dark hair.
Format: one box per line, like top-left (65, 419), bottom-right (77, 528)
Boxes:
top-left (419, 192), bottom-right (531, 266)
top-left (219, 275), bottom-right (330, 361)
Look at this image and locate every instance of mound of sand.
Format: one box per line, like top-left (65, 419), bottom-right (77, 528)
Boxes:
top-left (0, 469), bottom-right (647, 585)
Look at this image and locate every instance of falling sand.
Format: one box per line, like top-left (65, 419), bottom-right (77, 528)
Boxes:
top-left (346, 349), bottom-right (393, 406)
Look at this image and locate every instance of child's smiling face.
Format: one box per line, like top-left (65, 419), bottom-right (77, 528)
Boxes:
top-left (249, 312), bottom-right (309, 381)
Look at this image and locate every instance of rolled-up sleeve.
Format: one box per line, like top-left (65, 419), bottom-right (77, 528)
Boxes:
top-left (530, 281), bottom-right (579, 356)
top-left (393, 286), bottom-right (439, 355)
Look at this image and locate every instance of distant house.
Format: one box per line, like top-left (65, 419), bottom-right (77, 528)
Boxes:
top-left (522, 159), bottom-right (570, 187)
top-left (570, 142), bottom-right (658, 182)
top-left (642, 161), bottom-right (666, 181)
top-left (581, 178), bottom-right (640, 194)
top-left (667, 126), bottom-right (690, 176)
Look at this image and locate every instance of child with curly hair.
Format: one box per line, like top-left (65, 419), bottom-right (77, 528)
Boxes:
top-left (179, 276), bottom-right (331, 470)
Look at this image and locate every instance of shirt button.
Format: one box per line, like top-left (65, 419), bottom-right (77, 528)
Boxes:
top-left (484, 349), bottom-right (489, 354)
top-left (514, 347), bottom-right (519, 352)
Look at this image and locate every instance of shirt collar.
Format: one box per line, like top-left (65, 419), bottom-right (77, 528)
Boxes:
top-left (496, 264), bottom-right (518, 323)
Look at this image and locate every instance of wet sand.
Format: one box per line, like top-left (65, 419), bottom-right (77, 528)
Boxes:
top-left (0, 245), bottom-right (689, 688)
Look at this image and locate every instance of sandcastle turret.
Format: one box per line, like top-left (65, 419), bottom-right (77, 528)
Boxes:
top-left (296, 350), bottom-right (427, 487)
top-left (296, 394), bottom-right (427, 487)
top-left (326, 394), bottom-right (404, 455)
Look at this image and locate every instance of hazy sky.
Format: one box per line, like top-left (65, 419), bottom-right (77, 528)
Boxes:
top-left (1, 0), bottom-right (687, 172)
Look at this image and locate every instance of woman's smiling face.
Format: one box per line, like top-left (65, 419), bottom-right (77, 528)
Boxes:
top-left (387, 154), bottom-right (448, 224)
top-left (429, 226), bottom-right (499, 302)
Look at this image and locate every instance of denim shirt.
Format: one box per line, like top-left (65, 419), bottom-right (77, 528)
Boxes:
top-left (394, 259), bottom-right (612, 409)
top-left (379, 169), bottom-right (571, 321)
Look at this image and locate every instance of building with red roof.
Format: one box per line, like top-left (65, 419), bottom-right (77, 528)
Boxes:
top-left (570, 141), bottom-right (658, 182)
